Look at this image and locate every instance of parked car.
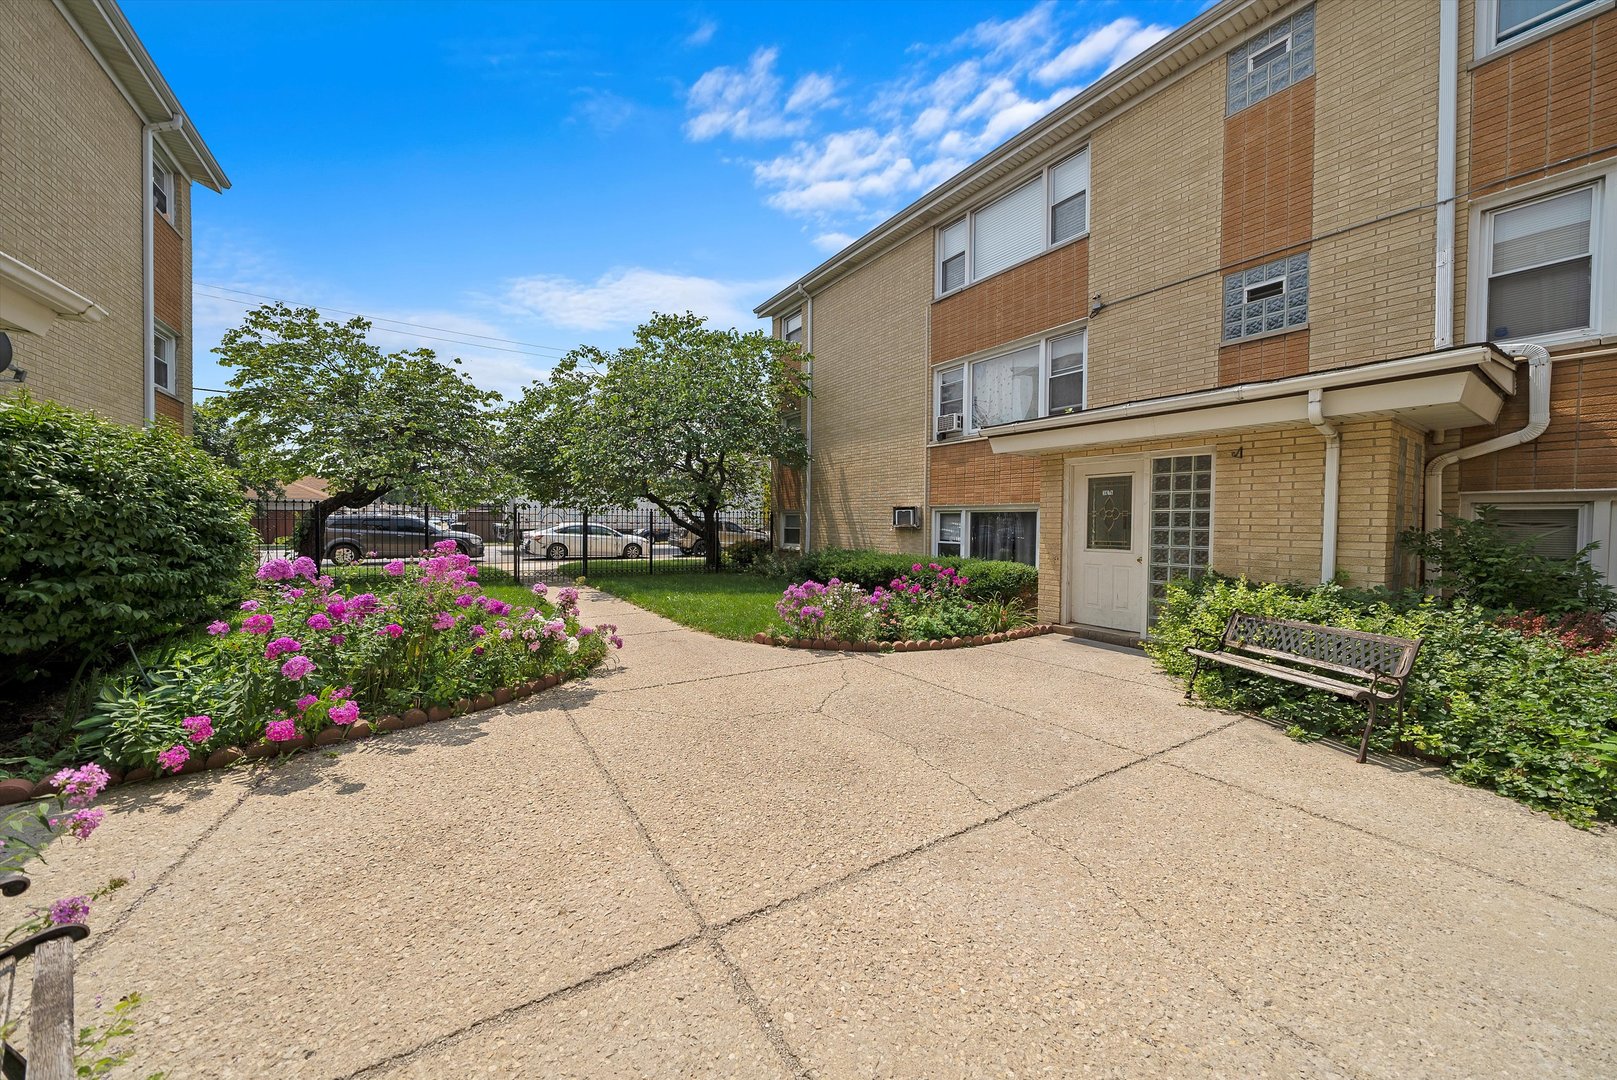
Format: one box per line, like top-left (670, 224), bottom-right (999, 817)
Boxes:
top-left (675, 520), bottom-right (769, 556)
top-left (322, 513), bottom-right (485, 564)
top-left (630, 523), bottom-right (677, 544)
top-left (521, 523), bottom-right (645, 560)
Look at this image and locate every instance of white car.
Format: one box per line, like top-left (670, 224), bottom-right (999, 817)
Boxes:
top-left (521, 523), bottom-right (645, 561)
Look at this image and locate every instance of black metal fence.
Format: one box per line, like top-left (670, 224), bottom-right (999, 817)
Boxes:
top-left (247, 500), bottom-right (772, 585)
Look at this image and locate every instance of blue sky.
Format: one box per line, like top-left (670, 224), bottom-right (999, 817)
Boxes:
top-left (125, 0), bottom-right (1205, 400)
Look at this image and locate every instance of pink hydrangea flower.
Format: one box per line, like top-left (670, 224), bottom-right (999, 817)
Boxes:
top-left (306, 613), bottom-right (332, 630)
top-left (432, 612), bottom-right (456, 631)
top-left (156, 745), bottom-right (190, 773)
top-left (328, 701), bottom-right (359, 726)
top-left (295, 694), bottom-right (318, 711)
top-left (281, 655), bottom-right (316, 680)
top-left (61, 808), bottom-right (104, 841)
top-left (469, 624), bottom-right (486, 638)
top-left (265, 719), bottom-right (300, 742)
top-left (434, 539), bottom-right (459, 553)
top-left (454, 594), bottom-right (475, 608)
top-left (243, 613), bottom-right (275, 635)
top-left (47, 895), bottom-right (91, 926)
top-left (256, 558), bottom-right (294, 582)
top-left (530, 582), bottom-right (548, 596)
top-left (240, 599), bottom-right (261, 611)
top-left (207, 620), bottom-right (230, 636)
top-left (182, 715), bottom-right (214, 743)
top-left (333, 687), bottom-right (352, 700)
top-left (384, 560), bottom-right (406, 576)
top-left (50, 763), bottom-right (110, 808)
top-left (291, 555), bottom-right (318, 580)
top-left (329, 634), bottom-right (346, 645)
top-left (376, 622), bottom-right (404, 639)
top-left (577, 626), bottom-right (595, 637)
top-left (284, 587), bottom-right (306, 600)
top-left (264, 636), bottom-right (303, 660)
top-left (349, 593), bottom-right (379, 615)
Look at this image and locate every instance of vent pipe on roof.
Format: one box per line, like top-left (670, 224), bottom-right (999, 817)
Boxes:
top-left (1421, 343), bottom-right (1553, 543)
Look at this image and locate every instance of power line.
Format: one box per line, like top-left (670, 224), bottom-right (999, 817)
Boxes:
top-left (195, 281), bottom-right (576, 356)
top-left (195, 289), bottom-right (569, 361)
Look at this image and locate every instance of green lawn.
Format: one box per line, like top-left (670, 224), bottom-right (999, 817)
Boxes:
top-left (570, 572), bottom-right (788, 640)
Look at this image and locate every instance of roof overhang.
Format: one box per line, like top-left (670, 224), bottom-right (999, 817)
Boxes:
top-left (0, 251), bottom-right (110, 336)
top-left (54, 0), bottom-right (230, 191)
top-left (986, 344), bottom-right (1517, 456)
top-left (755, 0), bottom-right (1287, 317)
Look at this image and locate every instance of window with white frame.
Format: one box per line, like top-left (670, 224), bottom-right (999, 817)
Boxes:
top-left (1226, 5), bottom-right (1314, 115)
top-left (1482, 504), bottom-right (1586, 559)
top-left (152, 327), bottom-right (176, 393)
top-left (152, 160), bottom-right (174, 220)
top-left (1484, 185), bottom-right (1595, 341)
top-left (780, 511), bottom-right (803, 549)
top-left (934, 509), bottom-right (1037, 565)
top-left (1479, 0), bottom-right (1603, 54)
top-left (936, 147), bottom-right (1090, 296)
top-left (934, 329), bottom-right (1087, 439)
top-left (782, 310), bottom-right (804, 344)
top-left (1222, 253), bottom-right (1309, 343)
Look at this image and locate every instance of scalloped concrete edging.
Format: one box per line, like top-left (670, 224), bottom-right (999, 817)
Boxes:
top-left (0, 672), bottom-right (579, 806)
top-left (753, 625), bottom-right (1057, 653)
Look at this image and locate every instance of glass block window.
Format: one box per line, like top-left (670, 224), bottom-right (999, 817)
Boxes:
top-left (1223, 252), bottom-right (1309, 343)
top-left (1148, 455), bottom-right (1213, 618)
top-left (1227, 5), bottom-right (1315, 115)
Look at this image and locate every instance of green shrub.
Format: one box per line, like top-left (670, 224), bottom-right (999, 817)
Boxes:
top-left (1146, 575), bottom-right (1617, 826)
top-left (1401, 512), bottom-right (1615, 615)
top-left (0, 394), bottom-right (256, 689)
top-left (795, 549), bottom-right (1037, 604)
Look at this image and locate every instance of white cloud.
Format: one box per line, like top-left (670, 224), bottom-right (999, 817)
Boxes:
top-left (684, 18), bottom-right (717, 47)
top-left (958, 1), bottom-right (1059, 66)
top-left (813, 231), bottom-right (856, 253)
top-left (1036, 18), bottom-right (1174, 83)
top-left (1106, 24), bottom-right (1173, 73)
top-left (684, 48), bottom-right (835, 141)
top-left (504, 268), bottom-right (780, 332)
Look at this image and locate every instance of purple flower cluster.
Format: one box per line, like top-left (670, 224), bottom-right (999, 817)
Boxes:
top-left (182, 715), bottom-right (214, 743)
top-left (156, 745), bottom-right (190, 773)
top-left (50, 763), bottom-right (110, 808)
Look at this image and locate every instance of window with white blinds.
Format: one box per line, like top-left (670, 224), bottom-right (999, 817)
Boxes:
top-left (936, 145), bottom-right (1091, 295)
top-left (1486, 186), bottom-right (1594, 340)
top-left (1050, 150), bottom-right (1089, 244)
top-left (1486, 506), bottom-right (1584, 560)
top-left (972, 178), bottom-right (1045, 282)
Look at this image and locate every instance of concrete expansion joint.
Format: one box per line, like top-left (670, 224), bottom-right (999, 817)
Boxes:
top-left (1159, 758), bottom-right (1617, 925)
top-left (589, 656), bottom-right (844, 699)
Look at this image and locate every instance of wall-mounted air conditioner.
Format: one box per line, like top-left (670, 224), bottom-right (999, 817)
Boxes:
top-left (893, 506), bottom-right (921, 529)
top-left (935, 413), bottom-right (962, 437)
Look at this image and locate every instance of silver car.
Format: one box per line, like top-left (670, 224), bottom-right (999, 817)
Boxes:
top-left (521, 523), bottom-right (645, 561)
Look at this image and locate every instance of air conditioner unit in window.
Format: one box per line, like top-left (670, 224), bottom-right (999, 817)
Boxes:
top-left (935, 412), bottom-right (962, 437)
top-left (893, 506), bottom-right (921, 529)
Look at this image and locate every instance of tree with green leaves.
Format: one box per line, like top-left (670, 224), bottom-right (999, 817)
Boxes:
top-left (503, 311), bottom-right (810, 569)
top-left (209, 303), bottom-right (504, 557)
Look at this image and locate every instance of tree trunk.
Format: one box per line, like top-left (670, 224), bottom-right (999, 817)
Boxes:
top-left (295, 485), bottom-right (390, 559)
top-left (704, 504), bottom-right (721, 571)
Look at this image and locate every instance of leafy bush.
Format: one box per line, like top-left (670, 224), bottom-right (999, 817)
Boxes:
top-left (794, 549), bottom-right (1037, 604)
top-left (774, 564), bottom-right (1030, 642)
top-left (76, 544), bottom-right (619, 772)
top-left (0, 394), bottom-right (256, 687)
top-left (1147, 575), bottom-right (1617, 826)
top-left (1401, 512), bottom-right (1615, 615)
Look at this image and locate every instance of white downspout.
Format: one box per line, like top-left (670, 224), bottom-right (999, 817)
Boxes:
top-left (795, 283), bottom-right (812, 552)
top-left (1422, 343), bottom-right (1553, 538)
top-left (141, 115), bottom-right (184, 425)
top-left (1307, 388), bottom-right (1341, 583)
top-left (1433, 0), bottom-right (1459, 348)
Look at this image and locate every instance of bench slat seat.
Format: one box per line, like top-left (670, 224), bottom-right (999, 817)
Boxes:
top-left (1184, 613), bottom-right (1422, 763)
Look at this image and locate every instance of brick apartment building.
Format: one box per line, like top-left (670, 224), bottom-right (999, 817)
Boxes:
top-left (758, 0), bottom-right (1617, 636)
top-left (0, 0), bottom-right (228, 432)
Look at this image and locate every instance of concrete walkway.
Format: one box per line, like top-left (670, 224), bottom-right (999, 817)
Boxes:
top-left (27, 591), bottom-right (1617, 1078)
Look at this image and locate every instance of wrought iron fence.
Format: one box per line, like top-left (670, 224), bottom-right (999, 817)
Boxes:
top-left (247, 499), bottom-right (772, 585)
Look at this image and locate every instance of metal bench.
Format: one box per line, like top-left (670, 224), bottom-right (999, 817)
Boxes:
top-left (1185, 613), bottom-right (1422, 763)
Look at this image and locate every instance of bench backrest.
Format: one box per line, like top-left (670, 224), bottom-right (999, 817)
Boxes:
top-left (1221, 613), bottom-right (1420, 680)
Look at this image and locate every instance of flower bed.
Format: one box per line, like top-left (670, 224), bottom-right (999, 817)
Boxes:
top-left (756, 625), bottom-right (1055, 651)
top-left (765, 563), bottom-right (1039, 648)
top-left (43, 543), bottom-right (621, 791)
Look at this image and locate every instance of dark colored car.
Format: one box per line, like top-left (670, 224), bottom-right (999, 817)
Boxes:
top-left (630, 523), bottom-right (677, 543)
top-left (322, 513), bottom-right (485, 564)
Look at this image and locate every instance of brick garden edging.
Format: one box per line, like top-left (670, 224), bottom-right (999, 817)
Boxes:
top-left (0, 673), bottom-right (578, 806)
top-left (754, 625), bottom-right (1057, 652)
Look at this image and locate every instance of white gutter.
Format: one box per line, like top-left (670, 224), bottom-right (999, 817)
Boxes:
top-left (796, 282), bottom-right (813, 552)
top-left (1433, 0), bottom-right (1459, 348)
top-left (1422, 343), bottom-right (1553, 534)
top-left (1307, 388), bottom-right (1341, 583)
top-left (142, 114), bottom-right (184, 425)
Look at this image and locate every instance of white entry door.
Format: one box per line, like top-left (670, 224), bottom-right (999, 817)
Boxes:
top-left (1070, 463), bottom-right (1146, 632)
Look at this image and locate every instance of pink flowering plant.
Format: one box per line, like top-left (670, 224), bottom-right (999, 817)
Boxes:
top-left (776, 562), bottom-right (1026, 643)
top-left (86, 544), bottom-right (618, 770)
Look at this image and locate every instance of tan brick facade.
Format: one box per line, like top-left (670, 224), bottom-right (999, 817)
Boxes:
top-left (0, 2), bottom-right (197, 431)
top-left (1459, 348), bottom-right (1617, 491)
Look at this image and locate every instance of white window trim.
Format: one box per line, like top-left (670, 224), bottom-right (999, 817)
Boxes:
top-left (935, 146), bottom-right (1090, 298)
top-left (781, 309), bottom-right (804, 344)
top-left (1247, 33), bottom-right (1292, 72)
top-left (1465, 166), bottom-right (1614, 348)
top-left (779, 510), bottom-right (803, 550)
top-left (152, 155), bottom-right (176, 223)
top-left (1473, 0), bottom-right (1612, 61)
top-left (152, 324), bottom-right (177, 394)
top-left (931, 506), bottom-right (1040, 567)
top-left (932, 327), bottom-right (1088, 442)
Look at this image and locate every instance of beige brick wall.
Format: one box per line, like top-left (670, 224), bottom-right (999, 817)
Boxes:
top-left (1087, 60), bottom-right (1226, 406)
top-left (805, 230), bottom-right (932, 554)
top-left (0, 2), bottom-right (149, 425)
top-left (1308, 0), bottom-right (1439, 372)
